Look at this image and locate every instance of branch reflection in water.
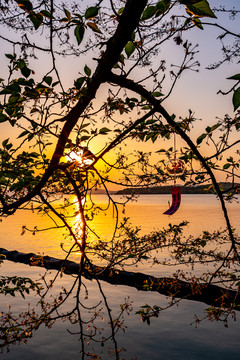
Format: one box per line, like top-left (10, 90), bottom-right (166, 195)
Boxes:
top-left (1, 195), bottom-right (240, 359)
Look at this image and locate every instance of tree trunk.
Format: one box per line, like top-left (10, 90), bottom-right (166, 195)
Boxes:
top-left (1, 247), bottom-right (239, 310)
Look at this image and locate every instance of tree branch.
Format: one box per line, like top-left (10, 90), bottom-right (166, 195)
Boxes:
top-left (2, 0), bottom-right (148, 214)
top-left (107, 72), bottom-right (238, 259)
top-left (1, 248), bottom-right (240, 310)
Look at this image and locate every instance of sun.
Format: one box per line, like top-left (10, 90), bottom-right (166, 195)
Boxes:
top-left (66, 147), bottom-right (95, 166)
top-left (68, 150), bottom-right (84, 164)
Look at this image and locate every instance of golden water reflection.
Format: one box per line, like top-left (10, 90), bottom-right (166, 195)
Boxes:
top-left (0, 194), bottom-right (239, 272)
top-left (1, 194), bottom-right (240, 360)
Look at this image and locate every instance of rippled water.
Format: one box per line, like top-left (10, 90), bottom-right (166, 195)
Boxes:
top-left (1, 194), bottom-right (240, 359)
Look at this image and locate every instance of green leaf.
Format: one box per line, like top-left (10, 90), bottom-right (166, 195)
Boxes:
top-left (17, 59), bottom-right (26, 69)
top-left (43, 76), bottom-right (52, 86)
top-left (61, 17), bottom-right (69, 22)
top-left (17, 130), bottom-right (29, 138)
top-left (84, 65), bottom-right (91, 77)
top-left (0, 89), bottom-right (11, 95)
top-left (141, 6), bottom-right (156, 21)
top-left (80, 135), bottom-right (90, 142)
top-left (146, 119), bottom-right (157, 125)
top-left (8, 94), bottom-right (21, 104)
top-left (80, 122), bottom-right (90, 130)
top-left (156, 149), bottom-right (166, 153)
top-left (151, 133), bottom-right (158, 143)
top-left (74, 77), bottom-right (86, 90)
top-left (21, 66), bottom-right (31, 78)
top-left (99, 127), bottom-right (110, 134)
top-left (61, 99), bottom-right (69, 108)
top-left (74, 13), bottom-right (83, 21)
top-left (184, 17), bottom-right (192, 26)
top-left (2, 138), bottom-right (9, 147)
top-left (64, 8), bottom-right (71, 21)
top-left (119, 54), bottom-right (125, 65)
top-left (17, 77), bottom-right (34, 87)
top-left (40, 10), bottom-right (52, 18)
top-left (233, 87), bottom-right (240, 111)
top-left (125, 41), bottom-right (135, 58)
top-left (227, 74), bottom-right (240, 81)
top-left (5, 53), bottom-right (16, 60)
top-left (74, 24), bottom-right (85, 45)
top-left (86, 21), bottom-right (102, 33)
top-left (152, 91), bottom-right (164, 97)
top-left (85, 6), bottom-right (99, 20)
top-left (29, 152), bottom-right (39, 158)
top-left (0, 113), bottom-right (8, 123)
top-left (155, 0), bottom-right (171, 16)
top-left (192, 17), bottom-right (204, 29)
top-left (183, 0), bottom-right (217, 18)
top-left (210, 123), bottom-right (220, 132)
top-left (16, 0), bottom-right (33, 12)
top-left (197, 133), bottom-right (207, 144)
top-left (118, 7), bottom-right (125, 15)
top-left (7, 83), bottom-right (21, 93)
top-left (9, 119), bottom-right (16, 127)
top-left (28, 12), bottom-right (43, 29)
top-left (223, 163), bottom-right (231, 170)
top-left (131, 31), bottom-right (136, 41)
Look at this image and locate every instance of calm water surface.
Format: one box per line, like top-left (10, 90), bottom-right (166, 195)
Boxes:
top-left (0, 194), bottom-right (240, 359)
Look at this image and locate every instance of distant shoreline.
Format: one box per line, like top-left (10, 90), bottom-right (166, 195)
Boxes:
top-left (114, 182), bottom-right (240, 195)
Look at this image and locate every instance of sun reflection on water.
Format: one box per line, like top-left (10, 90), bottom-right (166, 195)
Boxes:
top-left (75, 206), bottom-right (84, 251)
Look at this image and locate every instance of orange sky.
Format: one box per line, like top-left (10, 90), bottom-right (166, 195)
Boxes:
top-left (0, 1), bottom-right (239, 189)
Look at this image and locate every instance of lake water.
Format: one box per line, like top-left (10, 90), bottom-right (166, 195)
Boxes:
top-left (1, 194), bottom-right (240, 359)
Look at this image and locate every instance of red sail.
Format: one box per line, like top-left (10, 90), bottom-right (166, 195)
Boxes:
top-left (163, 186), bottom-right (181, 215)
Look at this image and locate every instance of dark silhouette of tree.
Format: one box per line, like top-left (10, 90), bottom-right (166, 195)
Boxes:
top-left (0, 0), bottom-right (240, 358)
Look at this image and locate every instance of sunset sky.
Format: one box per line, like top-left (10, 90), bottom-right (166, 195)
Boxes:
top-left (0, 0), bottom-right (239, 187)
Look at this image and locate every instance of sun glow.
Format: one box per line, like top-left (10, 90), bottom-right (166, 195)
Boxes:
top-left (74, 196), bottom-right (87, 252)
top-left (66, 148), bottom-right (93, 252)
top-left (75, 213), bottom-right (83, 248)
top-left (67, 147), bottom-right (95, 167)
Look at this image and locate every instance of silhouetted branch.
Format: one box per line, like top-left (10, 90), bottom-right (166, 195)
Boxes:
top-left (1, 248), bottom-right (240, 310)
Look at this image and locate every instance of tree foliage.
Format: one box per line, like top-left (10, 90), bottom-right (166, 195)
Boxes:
top-left (0, 0), bottom-right (240, 358)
